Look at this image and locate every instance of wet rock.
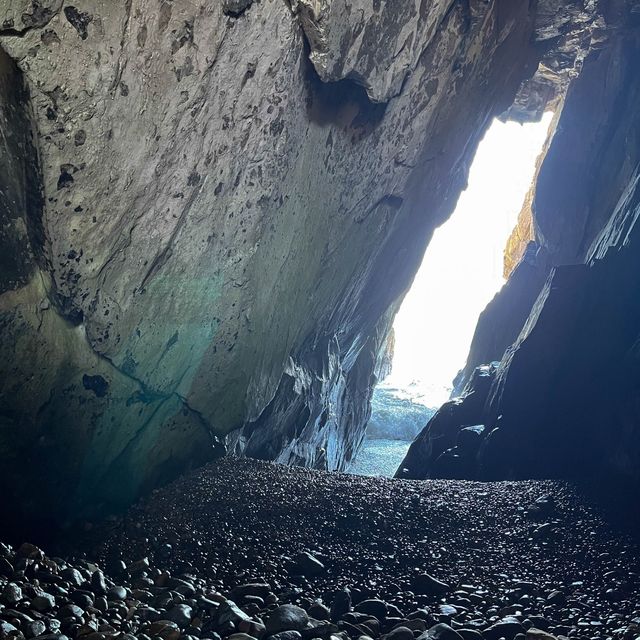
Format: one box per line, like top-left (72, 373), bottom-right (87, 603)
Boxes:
top-left (354, 600), bottom-right (387, 620)
top-left (1, 583), bottom-right (22, 605)
top-left (308, 603), bottom-right (330, 621)
top-left (16, 543), bottom-right (43, 560)
top-left (546, 590), bottom-right (565, 605)
top-left (266, 606), bottom-right (309, 634)
top-left (90, 571), bottom-right (107, 595)
top-left (330, 591), bottom-right (352, 622)
top-left (31, 592), bottom-right (56, 612)
top-left (145, 621), bottom-right (181, 640)
top-left (484, 617), bottom-right (526, 640)
top-left (290, 553), bottom-right (325, 577)
top-left (0, 557), bottom-right (14, 576)
top-left (418, 624), bottom-right (464, 640)
top-left (526, 630), bottom-right (558, 640)
top-left (166, 604), bottom-right (193, 628)
top-left (25, 622), bottom-right (46, 639)
top-left (61, 568), bottom-right (84, 587)
top-left (383, 627), bottom-right (414, 640)
top-left (217, 601), bottom-right (253, 626)
top-left (0, 622), bottom-right (23, 640)
top-left (411, 575), bottom-right (451, 596)
top-left (268, 632), bottom-right (303, 640)
top-left (59, 603), bottom-right (84, 619)
top-left (230, 584), bottom-right (271, 600)
top-left (107, 586), bottom-right (126, 601)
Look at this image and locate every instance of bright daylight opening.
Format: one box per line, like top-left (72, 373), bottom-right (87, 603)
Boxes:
top-left (349, 111), bottom-right (554, 476)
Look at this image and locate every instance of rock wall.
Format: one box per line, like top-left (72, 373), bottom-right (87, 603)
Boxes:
top-left (400, 22), bottom-right (640, 487)
top-left (0, 0), bottom-right (560, 521)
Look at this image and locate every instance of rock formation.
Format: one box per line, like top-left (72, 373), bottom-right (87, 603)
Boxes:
top-left (0, 0), bottom-right (628, 523)
top-left (399, 20), bottom-right (640, 487)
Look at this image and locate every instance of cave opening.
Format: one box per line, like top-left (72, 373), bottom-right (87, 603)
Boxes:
top-left (349, 111), bottom-right (554, 476)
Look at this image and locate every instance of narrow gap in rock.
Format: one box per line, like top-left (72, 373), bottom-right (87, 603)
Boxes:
top-left (348, 112), bottom-right (554, 476)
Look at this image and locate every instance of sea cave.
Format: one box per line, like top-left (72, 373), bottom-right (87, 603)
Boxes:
top-left (1, 3), bottom-right (640, 640)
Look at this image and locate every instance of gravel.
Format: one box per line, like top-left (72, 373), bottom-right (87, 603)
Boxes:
top-left (1, 457), bottom-right (639, 640)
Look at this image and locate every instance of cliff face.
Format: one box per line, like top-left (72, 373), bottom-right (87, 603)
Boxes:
top-left (0, 0), bottom-right (559, 520)
top-left (399, 22), bottom-right (640, 486)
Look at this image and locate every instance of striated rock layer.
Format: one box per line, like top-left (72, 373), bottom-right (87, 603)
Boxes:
top-left (400, 21), bottom-right (640, 487)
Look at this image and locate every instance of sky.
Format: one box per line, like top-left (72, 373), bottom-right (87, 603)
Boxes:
top-left (385, 112), bottom-right (554, 407)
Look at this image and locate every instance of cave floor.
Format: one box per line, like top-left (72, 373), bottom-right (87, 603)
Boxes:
top-left (3, 458), bottom-right (639, 640)
top-left (40, 457), bottom-right (638, 640)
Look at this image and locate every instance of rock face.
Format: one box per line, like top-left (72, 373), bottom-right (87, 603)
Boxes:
top-left (400, 24), bottom-right (640, 486)
top-left (1, 0), bottom-right (561, 521)
top-left (451, 243), bottom-right (549, 397)
top-left (397, 365), bottom-right (496, 480)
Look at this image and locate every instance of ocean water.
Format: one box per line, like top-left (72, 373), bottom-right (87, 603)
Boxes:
top-left (347, 439), bottom-right (412, 477)
top-left (347, 382), bottom-right (438, 477)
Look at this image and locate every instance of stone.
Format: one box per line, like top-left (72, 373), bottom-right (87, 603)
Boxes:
top-left (290, 552), bottom-right (325, 577)
top-left (1, 583), bottom-right (22, 605)
top-left (70, 591), bottom-right (94, 608)
top-left (268, 633), bottom-right (303, 640)
top-left (146, 621), bottom-right (181, 640)
top-left (16, 543), bottom-right (43, 560)
top-left (526, 630), bottom-right (558, 640)
top-left (25, 622), bottom-right (46, 639)
top-left (0, 557), bottom-right (14, 576)
top-left (91, 571), bottom-right (107, 595)
top-left (217, 601), bottom-right (253, 626)
top-left (383, 627), bottom-right (414, 640)
top-left (107, 586), bottom-right (127, 601)
top-left (127, 558), bottom-right (150, 575)
top-left (410, 574), bottom-right (451, 596)
top-left (330, 591), bottom-right (351, 622)
top-left (59, 604), bottom-right (84, 619)
top-left (165, 604), bottom-right (193, 628)
top-left (230, 584), bottom-right (271, 600)
top-left (266, 606), bottom-right (309, 635)
top-left (0, 622), bottom-right (21, 640)
top-left (418, 624), bottom-right (464, 640)
top-left (354, 600), bottom-right (387, 620)
top-left (301, 622), bottom-right (338, 640)
top-left (61, 568), bottom-right (84, 587)
top-left (308, 603), bottom-right (330, 621)
top-left (484, 617), bottom-right (526, 640)
top-left (32, 592), bottom-right (56, 612)
top-left (546, 591), bottom-right (565, 605)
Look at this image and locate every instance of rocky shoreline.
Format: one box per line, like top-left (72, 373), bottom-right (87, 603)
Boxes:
top-left (1, 459), bottom-right (639, 640)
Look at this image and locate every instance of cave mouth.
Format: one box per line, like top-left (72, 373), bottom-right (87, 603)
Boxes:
top-left (348, 111), bottom-right (554, 477)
